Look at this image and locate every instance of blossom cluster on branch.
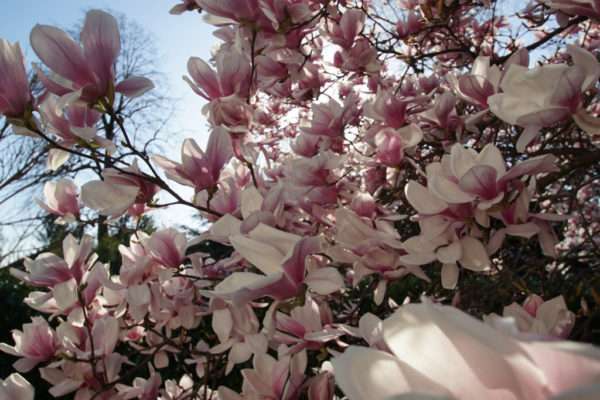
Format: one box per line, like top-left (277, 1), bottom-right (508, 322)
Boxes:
top-left (0, 0), bottom-right (599, 399)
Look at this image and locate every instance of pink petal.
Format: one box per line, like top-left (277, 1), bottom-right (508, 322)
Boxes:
top-left (115, 76), bottom-right (154, 98)
top-left (81, 10), bottom-right (120, 89)
top-left (206, 126), bottom-right (233, 182)
top-left (186, 57), bottom-right (221, 99)
top-left (30, 25), bottom-right (93, 87)
top-left (458, 165), bottom-right (498, 200)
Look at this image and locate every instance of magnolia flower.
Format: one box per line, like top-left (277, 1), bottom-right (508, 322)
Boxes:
top-left (81, 161), bottom-right (159, 217)
top-left (405, 143), bottom-right (557, 213)
top-left (219, 349), bottom-right (307, 400)
top-left (448, 55), bottom-right (501, 108)
top-left (327, 9), bottom-right (365, 49)
top-left (211, 299), bottom-right (268, 374)
top-left (489, 187), bottom-right (566, 258)
top-left (39, 353), bottom-right (124, 398)
top-left (332, 301), bottom-right (600, 400)
top-left (115, 368), bottom-right (161, 399)
top-left (36, 179), bottom-right (80, 222)
top-left (284, 151), bottom-right (345, 208)
top-left (364, 88), bottom-right (422, 129)
top-left (334, 38), bottom-right (381, 74)
top-left (0, 373), bottom-right (34, 400)
top-left (212, 224), bottom-right (343, 304)
top-left (185, 49), bottom-right (251, 101)
top-left (401, 233), bottom-right (491, 290)
top-left (486, 294), bottom-right (576, 339)
top-left (373, 124), bottom-right (423, 167)
top-left (273, 295), bottom-right (342, 353)
top-left (0, 317), bottom-right (58, 372)
top-left (143, 228), bottom-right (187, 268)
top-left (330, 208), bottom-right (426, 302)
top-left (154, 127), bottom-right (233, 192)
top-left (31, 10), bottom-right (153, 104)
top-left (0, 39), bottom-right (31, 118)
top-left (488, 45), bottom-right (600, 150)
top-left (38, 95), bottom-right (115, 169)
top-left (419, 92), bottom-right (462, 136)
top-left (301, 94), bottom-right (360, 138)
top-left (11, 234), bottom-right (94, 287)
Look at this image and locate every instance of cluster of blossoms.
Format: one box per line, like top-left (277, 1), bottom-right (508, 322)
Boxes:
top-left (0, 0), bottom-right (599, 399)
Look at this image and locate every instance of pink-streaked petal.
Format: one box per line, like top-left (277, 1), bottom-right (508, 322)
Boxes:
top-left (30, 25), bottom-right (92, 87)
top-left (81, 10), bottom-right (120, 89)
top-left (187, 57), bottom-right (221, 99)
top-left (458, 165), bottom-right (498, 200)
top-left (115, 76), bottom-right (154, 98)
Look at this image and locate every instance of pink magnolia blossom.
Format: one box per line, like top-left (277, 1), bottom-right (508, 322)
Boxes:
top-left (213, 224), bottom-right (342, 304)
top-left (219, 349), bottom-right (307, 400)
top-left (115, 367), bottom-right (162, 399)
top-left (329, 208), bottom-right (426, 303)
top-left (489, 188), bottom-right (566, 258)
top-left (487, 294), bottom-right (576, 339)
top-left (301, 93), bottom-right (360, 139)
top-left (30, 10), bottom-right (153, 104)
top-left (448, 55), bottom-right (501, 108)
top-left (185, 49), bottom-right (251, 101)
top-left (0, 39), bottom-right (31, 118)
top-left (12, 234), bottom-right (94, 287)
top-left (39, 353), bottom-right (124, 399)
top-left (0, 373), bottom-right (34, 400)
top-left (326, 9), bottom-right (365, 49)
top-left (419, 92), bottom-right (462, 138)
top-left (334, 38), bottom-right (381, 74)
top-left (405, 143), bottom-right (557, 213)
top-left (332, 301), bottom-right (600, 400)
top-left (38, 95), bottom-right (114, 169)
top-left (143, 228), bottom-right (187, 268)
top-left (488, 45), bottom-right (600, 150)
top-left (36, 179), bottom-right (80, 222)
top-left (0, 317), bottom-right (58, 373)
top-left (154, 126), bottom-right (233, 192)
top-left (273, 295), bottom-right (342, 353)
top-left (373, 124), bottom-right (423, 167)
top-left (211, 299), bottom-right (268, 374)
top-left (81, 161), bottom-right (160, 217)
top-left (284, 151), bottom-right (345, 208)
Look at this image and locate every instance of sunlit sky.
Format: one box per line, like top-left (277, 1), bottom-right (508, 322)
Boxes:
top-left (0, 1), bottom-right (217, 237)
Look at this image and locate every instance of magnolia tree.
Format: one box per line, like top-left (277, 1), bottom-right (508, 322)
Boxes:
top-left (1, 0), bottom-right (600, 399)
